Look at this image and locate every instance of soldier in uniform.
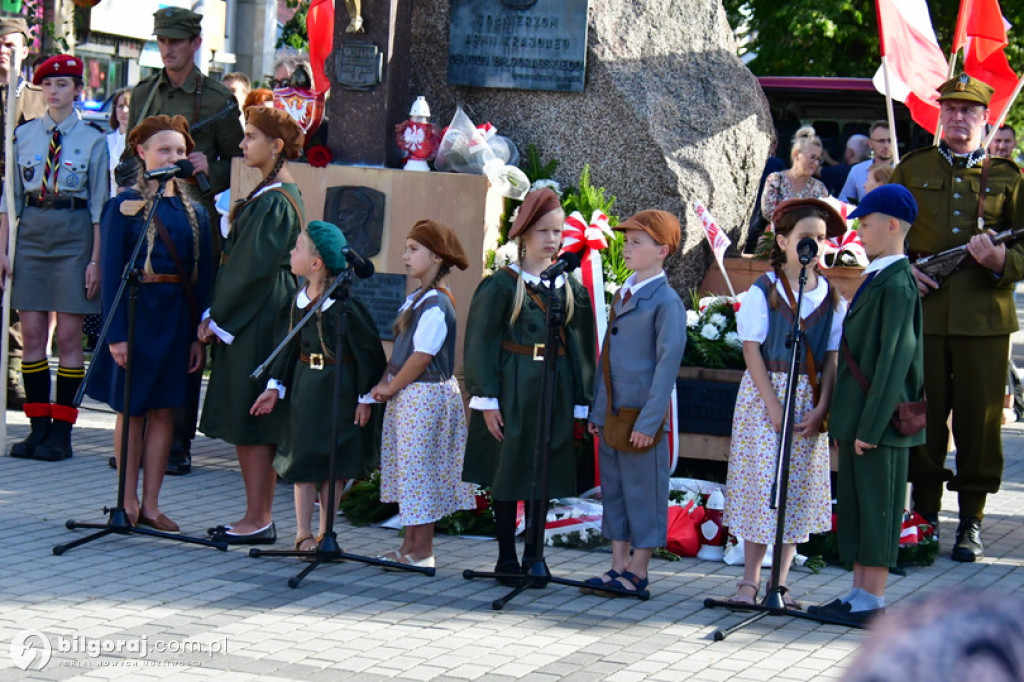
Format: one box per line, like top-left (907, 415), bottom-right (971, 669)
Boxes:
top-left (128, 7), bottom-right (244, 475)
top-left (1, 17), bottom-right (45, 409)
top-left (893, 75), bottom-right (1024, 562)
top-left (0, 54), bottom-right (109, 461)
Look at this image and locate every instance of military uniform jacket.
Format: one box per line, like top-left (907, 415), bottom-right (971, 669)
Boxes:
top-left (893, 145), bottom-right (1024, 336)
top-left (830, 259), bottom-right (926, 448)
top-left (268, 290), bottom-right (387, 482)
top-left (462, 268), bottom-right (596, 500)
top-left (591, 275), bottom-right (687, 438)
top-left (128, 65), bottom-right (242, 198)
top-left (0, 110), bottom-right (109, 223)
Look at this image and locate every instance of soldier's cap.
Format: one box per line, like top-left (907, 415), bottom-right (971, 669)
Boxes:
top-left (153, 7), bottom-right (202, 39)
top-left (305, 221), bottom-right (348, 275)
top-left (0, 17), bottom-right (31, 41)
top-left (407, 219), bottom-right (469, 271)
top-left (128, 115), bottom-right (195, 155)
top-left (937, 74), bottom-right (994, 107)
top-left (848, 184), bottom-right (918, 225)
top-left (32, 54), bottom-right (83, 84)
top-left (244, 106), bottom-right (305, 160)
top-left (614, 210), bottom-right (682, 254)
top-left (508, 187), bottom-right (561, 239)
top-left (772, 198), bottom-right (846, 239)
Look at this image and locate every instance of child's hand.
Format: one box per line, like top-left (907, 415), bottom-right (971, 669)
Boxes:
top-left (354, 403), bottom-right (371, 426)
top-left (854, 439), bottom-right (877, 455)
top-left (483, 409), bottom-right (504, 441)
top-left (250, 389), bottom-right (278, 416)
top-left (197, 318), bottom-right (214, 344)
top-left (795, 406), bottom-right (825, 438)
top-left (630, 430), bottom-right (654, 449)
top-left (587, 421), bottom-right (600, 437)
top-left (187, 341), bottom-right (205, 373)
top-left (371, 381), bottom-right (396, 402)
top-left (109, 341), bottom-right (128, 369)
top-left (766, 397), bottom-right (784, 433)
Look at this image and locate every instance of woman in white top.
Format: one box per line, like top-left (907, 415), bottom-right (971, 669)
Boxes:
top-left (106, 88), bottom-right (130, 196)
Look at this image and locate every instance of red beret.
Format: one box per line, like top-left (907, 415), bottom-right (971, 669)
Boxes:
top-left (33, 54), bottom-right (83, 84)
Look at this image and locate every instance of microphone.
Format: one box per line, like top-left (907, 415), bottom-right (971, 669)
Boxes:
top-left (341, 245), bottom-right (375, 279)
top-left (540, 251), bottom-right (581, 281)
top-left (796, 237), bottom-right (818, 265)
top-left (144, 159), bottom-right (195, 182)
top-left (195, 170), bottom-right (212, 194)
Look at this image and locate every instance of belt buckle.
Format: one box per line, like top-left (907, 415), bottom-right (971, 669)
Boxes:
top-left (532, 343), bottom-right (545, 361)
top-left (309, 353), bottom-right (325, 370)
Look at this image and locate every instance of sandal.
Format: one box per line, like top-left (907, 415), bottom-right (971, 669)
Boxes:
top-left (766, 583), bottom-right (802, 610)
top-left (579, 569), bottom-right (620, 595)
top-left (609, 571), bottom-right (650, 598)
top-left (723, 580), bottom-right (760, 609)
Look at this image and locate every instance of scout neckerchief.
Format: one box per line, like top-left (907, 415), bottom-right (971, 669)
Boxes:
top-left (41, 126), bottom-right (61, 197)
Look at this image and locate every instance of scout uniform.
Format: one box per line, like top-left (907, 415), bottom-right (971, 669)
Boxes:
top-left (590, 211), bottom-right (687, 552)
top-left (891, 75), bottom-right (1024, 559)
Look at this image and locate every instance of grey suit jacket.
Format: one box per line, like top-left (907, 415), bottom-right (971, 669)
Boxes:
top-left (591, 276), bottom-right (687, 437)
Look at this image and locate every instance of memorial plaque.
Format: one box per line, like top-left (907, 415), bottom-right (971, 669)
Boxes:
top-left (323, 186), bottom-right (386, 258)
top-left (351, 273), bottom-right (407, 341)
top-left (447, 0), bottom-right (589, 93)
top-left (675, 378), bottom-right (741, 437)
top-left (335, 41), bottom-right (382, 91)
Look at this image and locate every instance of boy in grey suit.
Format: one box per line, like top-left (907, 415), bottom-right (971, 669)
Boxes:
top-left (586, 210), bottom-right (687, 597)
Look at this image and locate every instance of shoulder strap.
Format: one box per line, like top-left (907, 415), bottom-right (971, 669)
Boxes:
top-left (778, 271), bottom-right (821, 405)
top-left (601, 294), bottom-right (620, 410)
top-left (266, 186), bottom-right (305, 225)
top-left (841, 336), bottom-right (871, 394)
top-left (153, 214), bottom-right (199, 330)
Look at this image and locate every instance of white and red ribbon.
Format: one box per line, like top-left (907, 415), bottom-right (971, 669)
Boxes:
top-left (561, 210), bottom-right (613, 344)
top-left (820, 229), bottom-right (868, 269)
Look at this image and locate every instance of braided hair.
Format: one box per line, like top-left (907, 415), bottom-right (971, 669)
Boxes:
top-left (392, 263), bottom-right (451, 337)
top-left (131, 171), bottom-right (201, 281)
top-left (229, 152), bottom-right (286, 223)
top-left (767, 204), bottom-right (840, 311)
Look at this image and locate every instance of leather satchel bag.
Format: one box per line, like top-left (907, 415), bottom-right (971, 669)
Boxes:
top-left (841, 337), bottom-right (926, 437)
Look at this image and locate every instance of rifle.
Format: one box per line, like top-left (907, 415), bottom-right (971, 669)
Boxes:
top-left (913, 227), bottom-right (1024, 285)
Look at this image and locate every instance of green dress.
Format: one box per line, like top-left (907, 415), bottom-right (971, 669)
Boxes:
top-left (462, 268), bottom-right (596, 500)
top-left (199, 184), bottom-right (303, 445)
top-left (270, 289), bottom-right (386, 482)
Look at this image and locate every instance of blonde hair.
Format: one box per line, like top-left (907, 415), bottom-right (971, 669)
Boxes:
top-left (791, 126), bottom-right (823, 161)
top-left (508, 238), bottom-right (576, 326)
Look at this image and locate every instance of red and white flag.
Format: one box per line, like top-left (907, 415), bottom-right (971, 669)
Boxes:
top-left (872, 0), bottom-right (949, 134)
top-left (694, 201), bottom-right (731, 265)
top-left (953, 0), bottom-right (1018, 124)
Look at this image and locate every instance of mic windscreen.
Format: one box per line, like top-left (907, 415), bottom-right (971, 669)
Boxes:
top-left (796, 237), bottom-right (818, 265)
top-left (561, 251), bottom-right (581, 270)
top-left (352, 259), bottom-right (374, 278)
top-left (173, 159), bottom-right (196, 177)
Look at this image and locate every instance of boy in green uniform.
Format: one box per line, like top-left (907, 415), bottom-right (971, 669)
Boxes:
top-left (809, 185), bottom-right (925, 625)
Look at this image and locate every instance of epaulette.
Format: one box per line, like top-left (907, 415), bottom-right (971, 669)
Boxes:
top-left (86, 121), bottom-right (105, 133)
top-left (897, 146), bottom-right (934, 164)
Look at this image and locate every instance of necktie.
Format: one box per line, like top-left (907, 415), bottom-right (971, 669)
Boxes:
top-left (42, 128), bottom-right (62, 197)
top-left (621, 289), bottom-right (632, 306)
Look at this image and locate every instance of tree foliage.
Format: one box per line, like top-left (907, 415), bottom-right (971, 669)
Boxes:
top-left (277, 0), bottom-right (309, 51)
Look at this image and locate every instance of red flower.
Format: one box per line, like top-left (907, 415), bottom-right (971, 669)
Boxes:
top-left (733, 301), bottom-right (742, 313)
top-left (306, 144), bottom-right (332, 168)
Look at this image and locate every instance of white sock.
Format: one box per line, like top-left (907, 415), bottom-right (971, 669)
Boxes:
top-left (848, 590), bottom-right (885, 612)
top-left (841, 588), bottom-right (861, 604)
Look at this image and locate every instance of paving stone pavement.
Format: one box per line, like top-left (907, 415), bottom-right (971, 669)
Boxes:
top-left (7, 280), bottom-right (1024, 682)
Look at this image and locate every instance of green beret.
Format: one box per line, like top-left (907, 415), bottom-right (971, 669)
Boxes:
top-left (153, 7), bottom-right (202, 39)
top-left (306, 221), bottom-right (348, 274)
top-left (0, 17), bottom-right (31, 41)
top-left (937, 74), bottom-right (994, 107)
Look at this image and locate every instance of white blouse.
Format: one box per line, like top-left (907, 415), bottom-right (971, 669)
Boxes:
top-left (736, 271), bottom-right (846, 351)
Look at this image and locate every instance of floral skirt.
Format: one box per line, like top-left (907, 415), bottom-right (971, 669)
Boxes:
top-left (722, 371), bottom-right (832, 545)
top-left (380, 377), bottom-right (476, 525)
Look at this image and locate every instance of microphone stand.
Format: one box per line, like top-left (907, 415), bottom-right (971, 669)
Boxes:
top-left (248, 269), bottom-right (434, 586)
top-left (462, 274), bottom-right (647, 609)
top-left (702, 253), bottom-right (866, 637)
top-left (54, 180), bottom-right (227, 555)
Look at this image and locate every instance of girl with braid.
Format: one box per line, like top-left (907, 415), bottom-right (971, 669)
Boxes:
top-left (371, 220), bottom-right (477, 568)
top-left (87, 115), bottom-right (212, 530)
top-left (462, 188), bottom-right (596, 584)
top-left (198, 106), bottom-right (305, 545)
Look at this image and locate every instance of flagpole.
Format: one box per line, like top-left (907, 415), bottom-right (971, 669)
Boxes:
top-left (699, 226), bottom-right (737, 300)
top-left (881, 54), bottom-right (901, 165)
top-left (983, 75), bottom-right (1024, 149)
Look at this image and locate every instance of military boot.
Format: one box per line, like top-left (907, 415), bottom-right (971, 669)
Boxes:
top-left (31, 404), bottom-right (75, 461)
top-left (9, 405), bottom-right (51, 459)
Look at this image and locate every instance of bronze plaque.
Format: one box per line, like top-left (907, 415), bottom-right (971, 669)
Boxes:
top-left (335, 41), bottom-right (382, 91)
top-left (447, 0), bottom-right (589, 92)
top-left (351, 273), bottom-right (407, 341)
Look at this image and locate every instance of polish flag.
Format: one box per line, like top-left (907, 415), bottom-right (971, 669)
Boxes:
top-left (953, 0), bottom-right (1018, 124)
top-left (872, 0), bottom-right (949, 134)
top-left (306, 0), bottom-right (335, 94)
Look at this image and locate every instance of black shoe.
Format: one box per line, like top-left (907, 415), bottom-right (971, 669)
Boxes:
top-left (212, 522), bottom-right (277, 545)
top-left (807, 598), bottom-right (844, 615)
top-left (27, 419), bottom-right (71, 461)
top-left (807, 599), bottom-right (884, 626)
top-left (951, 517), bottom-right (983, 562)
top-left (10, 416), bottom-right (50, 458)
top-left (165, 440), bottom-right (191, 476)
top-left (920, 513), bottom-right (940, 541)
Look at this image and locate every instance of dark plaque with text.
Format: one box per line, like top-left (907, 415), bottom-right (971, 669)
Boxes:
top-left (447, 0), bottom-right (589, 92)
top-left (335, 41), bottom-right (382, 91)
top-left (351, 273), bottom-right (407, 341)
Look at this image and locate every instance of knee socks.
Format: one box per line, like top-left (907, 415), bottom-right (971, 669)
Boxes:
top-left (493, 499), bottom-right (519, 564)
top-left (21, 359), bottom-right (50, 417)
top-left (52, 365), bottom-right (84, 424)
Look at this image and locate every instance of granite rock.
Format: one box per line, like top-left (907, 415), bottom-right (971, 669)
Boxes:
top-left (406, 0), bottom-right (771, 295)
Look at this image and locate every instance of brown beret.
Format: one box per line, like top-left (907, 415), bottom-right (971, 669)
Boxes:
top-left (244, 106), bottom-right (305, 160)
top-left (937, 74), bottom-right (994, 107)
top-left (32, 54), bottom-right (82, 84)
top-left (407, 219), bottom-right (469, 271)
top-left (0, 17), bottom-right (31, 41)
top-left (509, 187), bottom-right (562, 239)
top-left (772, 198), bottom-right (845, 239)
top-left (127, 115), bottom-right (195, 155)
top-left (614, 210), bottom-right (682, 254)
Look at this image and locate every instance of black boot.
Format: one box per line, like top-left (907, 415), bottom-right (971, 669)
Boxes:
top-left (32, 405), bottom-right (76, 462)
top-left (9, 415), bottom-right (51, 458)
top-left (951, 517), bottom-right (983, 562)
top-left (165, 439), bottom-right (192, 475)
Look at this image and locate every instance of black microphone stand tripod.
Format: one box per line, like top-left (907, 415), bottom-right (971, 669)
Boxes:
top-left (248, 269), bottom-right (434, 586)
top-left (54, 179), bottom-right (227, 555)
top-left (702, 240), bottom-right (866, 637)
top-left (463, 269), bottom-right (648, 609)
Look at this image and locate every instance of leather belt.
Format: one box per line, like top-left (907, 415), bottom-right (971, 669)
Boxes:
top-left (299, 352), bottom-right (354, 370)
top-left (501, 340), bottom-right (567, 361)
top-left (26, 194), bottom-right (88, 210)
top-left (139, 273), bottom-right (181, 284)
